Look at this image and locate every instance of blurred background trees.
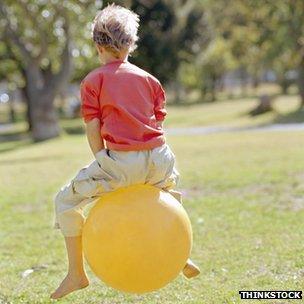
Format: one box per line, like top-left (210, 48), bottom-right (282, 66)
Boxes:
top-left (0, 0), bottom-right (304, 141)
top-left (207, 0), bottom-right (304, 103)
top-left (0, 0), bottom-right (100, 140)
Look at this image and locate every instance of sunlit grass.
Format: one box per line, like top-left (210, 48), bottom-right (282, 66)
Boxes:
top-left (1, 94), bottom-right (303, 141)
top-left (166, 95), bottom-right (302, 128)
top-left (0, 131), bottom-right (303, 303)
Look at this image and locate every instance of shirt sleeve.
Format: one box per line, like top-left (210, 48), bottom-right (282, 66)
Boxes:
top-left (80, 79), bottom-right (101, 123)
top-left (154, 82), bottom-right (167, 122)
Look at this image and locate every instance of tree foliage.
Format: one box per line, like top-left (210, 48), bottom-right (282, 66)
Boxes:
top-left (0, 0), bottom-right (101, 139)
top-left (205, 0), bottom-right (304, 104)
top-left (1, 0), bottom-right (304, 140)
top-left (128, 0), bottom-right (208, 84)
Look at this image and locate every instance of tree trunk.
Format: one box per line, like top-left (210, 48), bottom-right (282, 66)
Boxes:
top-left (279, 78), bottom-right (290, 95)
top-left (30, 92), bottom-right (60, 141)
top-left (200, 85), bottom-right (207, 102)
top-left (252, 70), bottom-right (260, 89)
top-left (277, 71), bottom-right (291, 95)
top-left (9, 98), bottom-right (16, 123)
top-left (249, 94), bottom-right (274, 116)
top-left (298, 58), bottom-right (304, 108)
top-left (21, 86), bottom-right (33, 131)
top-left (25, 65), bottom-right (61, 141)
top-left (172, 81), bottom-right (183, 104)
top-left (1, 3), bottom-right (72, 140)
top-left (23, 38), bottom-right (71, 141)
top-left (8, 94), bottom-right (16, 123)
top-left (240, 69), bottom-right (248, 97)
top-left (209, 75), bottom-right (217, 102)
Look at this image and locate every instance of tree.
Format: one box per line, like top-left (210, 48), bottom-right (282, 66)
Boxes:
top-left (205, 0), bottom-right (304, 106)
top-left (0, 1), bottom-right (100, 141)
top-left (272, 0), bottom-right (304, 107)
top-left (198, 37), bottom-right (235, 101)
top-left (0, 35), bottom-right (23, 123)
top-left (130, 0), bottom-right (208, 94)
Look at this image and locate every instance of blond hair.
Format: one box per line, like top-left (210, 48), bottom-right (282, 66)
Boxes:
top-left (92, 3), bottom-right (140, 57)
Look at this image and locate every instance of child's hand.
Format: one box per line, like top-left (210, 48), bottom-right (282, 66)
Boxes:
top-left (85, 118), bottom-right (105, 156)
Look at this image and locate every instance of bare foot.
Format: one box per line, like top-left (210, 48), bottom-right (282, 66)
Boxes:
top-left (183, 260), bottom-right (200, 279)
top-left (50, 272), bottom-right (89, 300)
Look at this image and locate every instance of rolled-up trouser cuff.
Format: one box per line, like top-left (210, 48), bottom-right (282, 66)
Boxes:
top-left (53, 144), bottom-right (181, 237)
top-left (56, 208), bottom-right (85, 237)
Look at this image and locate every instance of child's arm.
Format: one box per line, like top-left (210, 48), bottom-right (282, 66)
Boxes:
top-left (85, 118), bottom-right (105, 156)
top-left (154, 82), bottom-right (167, 128)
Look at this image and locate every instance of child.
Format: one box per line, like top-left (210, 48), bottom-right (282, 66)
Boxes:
top-left (51, 4), bottom-right (200, 299)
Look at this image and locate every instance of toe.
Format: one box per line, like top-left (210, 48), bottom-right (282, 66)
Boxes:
top-left (50, 275), bottom-right (89, 300)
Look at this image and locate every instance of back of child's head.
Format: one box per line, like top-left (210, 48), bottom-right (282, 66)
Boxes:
top-left (92, 3), bottom-right (139, 58)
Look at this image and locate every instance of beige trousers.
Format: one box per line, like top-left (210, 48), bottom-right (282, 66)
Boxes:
top-left (54, 144), bottom-right (181, 237)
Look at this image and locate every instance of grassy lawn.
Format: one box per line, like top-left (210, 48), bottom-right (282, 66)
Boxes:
top-left (165, 94), bottom-right (303, 128)
top-left (1, 94), bottom-right (303, 142)
top-left (0, 129), bottom-right (303, 303)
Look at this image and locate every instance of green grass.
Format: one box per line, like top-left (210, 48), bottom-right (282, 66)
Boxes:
top-left (58, 94), bottom-right (304, 130)
top-left (165, 94), bottom-right (303, 128)
top-left (0, 130), bottom-right (304, 303)
top-left (1, 94), bottom-right (303, 141)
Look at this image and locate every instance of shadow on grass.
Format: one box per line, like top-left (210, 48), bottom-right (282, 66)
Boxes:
top-left (0, 119), bottom-right (85, 155)
top-left (0, 139), bottom-right (33, 154)
top-left (63, 125), bottom-right (85, 135)
top-left (0, 154), bottom-right (63, 165)
top-left (236, 102), bottom-right (304, 128)
top-left (0, 129), bottom-right (29, 141)
top-left (0, 127), bottom-right (33, 154)
top-left (271, 108), bottom-right (304, 124)
top-left (166, 96), bottom-right (254, 108)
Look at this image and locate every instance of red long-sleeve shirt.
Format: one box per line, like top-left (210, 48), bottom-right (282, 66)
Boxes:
top-left (80, 59), bottom-right (167, 151)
